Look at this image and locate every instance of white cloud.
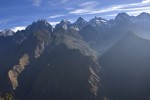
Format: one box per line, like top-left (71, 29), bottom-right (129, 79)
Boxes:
top-left (79, 1), bottom-right (100, 7)
top-left (48, 14), bottom-right (66, 19)
top-left (142, 0), bottom-right (150, 3)
top-left (69, 0), bottom-right (150, 16)
top-left (70, 9), bottom-right (90, 14)
top-left (33, 0), bottom-right (42, 6)
top-left (70, 1), bottom-right (100, 14)
top-left (12, 26), bottom-right (26, 32)
top-left (127, 10), bottom-right (150, 16)
top-left (48, 21), bottom-right (60, 27)
top-left (118, 6), bottom-right (150, 11)
top-left (61, 0), bottom-right (69, 4)
top-left (103, 14), bottom-right (117, 17)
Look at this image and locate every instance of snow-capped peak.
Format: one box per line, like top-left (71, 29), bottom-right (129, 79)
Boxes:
top-left (89, 16), bottom-right (108, 26)
top-left (0, 29), bottom-right (15, 37)
top-left (55, 19), bottom-right (72, 30)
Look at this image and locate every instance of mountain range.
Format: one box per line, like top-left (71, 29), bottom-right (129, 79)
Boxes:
top-left (1, 12), bottom-right (150, 100)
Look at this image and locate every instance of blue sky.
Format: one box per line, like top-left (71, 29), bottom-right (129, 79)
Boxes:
top-left (0, 0), bottom-right (150, 31)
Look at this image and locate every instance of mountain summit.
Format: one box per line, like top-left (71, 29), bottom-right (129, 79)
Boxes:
top-left (55, 19), bottom-right (72, 31)
top-left (72, 17), bottom-right (87, 30)
top-left (0, 29), bottom-right (15, 37)
top-left (26, 19), bottom-right (53, 33)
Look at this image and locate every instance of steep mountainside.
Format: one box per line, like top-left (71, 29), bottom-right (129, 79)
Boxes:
top-left (16, 44), bottom-right (101, 100)
top-left (100, 33), bottom-right (150, 100)
top-left (0, 19), bottom-right (101, 100)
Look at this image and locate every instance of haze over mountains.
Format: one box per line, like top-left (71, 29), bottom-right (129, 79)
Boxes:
top-left (1, 12), bottom-right (150, 100)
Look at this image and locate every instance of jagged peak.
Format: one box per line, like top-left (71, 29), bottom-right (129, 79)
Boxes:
top-left (90, 16), bottom-right (107, 22)
top-left (26, 19), bottom-right (52, 33)
top-left (37, 19), bottom-right (47, 22)
top-left (117, 12), bottom-right (129, 17)
top-left (62, 19), bottom-right (67, 22)
top-left (27, 19), bottom-right (51, 28)
top-left (94, 16), bottom-right (102, 20)
top-left (60, 19), bottom-right (71, 24)
top-left (115, 12), bottom-right (130, 20)
top-left (54, 19), bottom-right (72, 31)
top-left (139, 12), bottom-right (150, 16)
top-left (32, 19), bottom-right (50, 26)
top-left (76, 17), bottom-right (85, 22)
top-left (0, 29), bottom-right (15, 37)
top-left (89, 16), bottom-right (108, 26)
top-left (137, 12), bottom-right (150, 18)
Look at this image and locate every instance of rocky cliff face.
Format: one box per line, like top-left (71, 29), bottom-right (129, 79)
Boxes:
top-left (20, 45), bottom-right (101, 100)
top-left (8, 54), bottom-right (29, 90)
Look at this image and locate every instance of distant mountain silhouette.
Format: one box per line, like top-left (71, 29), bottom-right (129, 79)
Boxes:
top-left (100, 33), bottom-right (150, 100)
